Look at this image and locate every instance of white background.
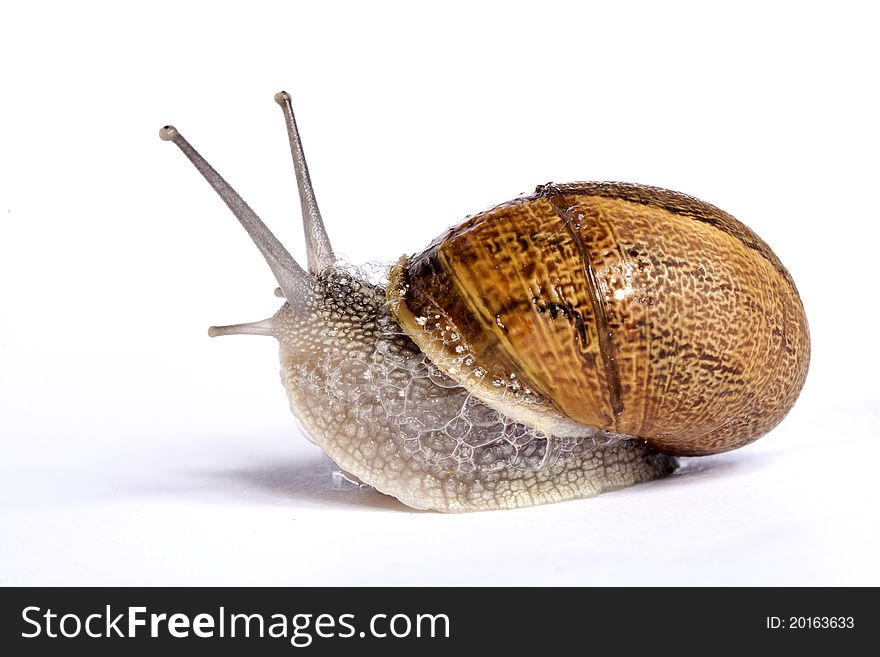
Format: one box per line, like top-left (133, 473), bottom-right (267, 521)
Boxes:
top-left (1, 1), bottom-right (878, 585)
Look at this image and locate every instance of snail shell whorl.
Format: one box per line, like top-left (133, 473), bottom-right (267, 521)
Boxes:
top-left (389, 182), bottom-right (810, 456)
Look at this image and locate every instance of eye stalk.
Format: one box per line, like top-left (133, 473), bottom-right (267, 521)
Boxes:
top-left (274, 91), bottom-right (336, 274)
top-left (158, 90), bottom-right (337, 304)
top-left (158, 122), bottom-right (311, 305)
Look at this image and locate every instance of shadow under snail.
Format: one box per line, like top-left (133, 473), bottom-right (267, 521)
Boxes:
top-left (160, 91), bottom-right (810, 512)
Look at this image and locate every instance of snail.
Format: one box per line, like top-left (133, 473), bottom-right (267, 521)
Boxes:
top-left (160, 91), bottom-right (810, 512)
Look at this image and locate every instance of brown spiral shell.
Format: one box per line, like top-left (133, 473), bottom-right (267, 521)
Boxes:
top-left (389, 182), bottom-right (810, 456)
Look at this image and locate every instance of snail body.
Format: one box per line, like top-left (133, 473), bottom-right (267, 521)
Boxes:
top-left (272, 270), bottom-right (675, 511)
top-left (160, 92), bottom-right (809, 512)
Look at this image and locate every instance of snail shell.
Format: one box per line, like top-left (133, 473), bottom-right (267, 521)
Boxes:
top-left (390, 182), bottom-right (810, 456)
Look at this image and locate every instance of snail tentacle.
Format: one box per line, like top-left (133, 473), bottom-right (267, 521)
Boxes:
top-left (274, 91), bottom-right (336, 275)
top-left (159, 125), bottom-right (312, 306)
top-left (208, 317), bottom-right (276, 338)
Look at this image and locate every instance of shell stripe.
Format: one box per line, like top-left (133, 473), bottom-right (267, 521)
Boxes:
top-left (546, 192), bottom-right (625, 420)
